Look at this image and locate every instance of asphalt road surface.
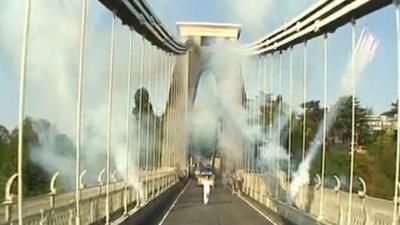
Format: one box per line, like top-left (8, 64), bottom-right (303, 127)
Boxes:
top-left (159, 181), bottom-right (287, 225)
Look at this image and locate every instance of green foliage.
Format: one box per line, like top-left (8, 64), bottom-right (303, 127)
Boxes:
top-left (132, 88), bottom-right (165, 168)
top-left (330, 96), bottom-right (372, 145)
top-left (0, 94), bottom-right (397, 202)
top-left (260, 95), bottom-right (396, 200)
top-left (132, 88), bottom-right (154, 117)
top-left (0, 118), bottom-right (51, 202)
top-left (0, 125), bottom-right (14, 202)
top-left (381, 100), bottom-right (398, 117)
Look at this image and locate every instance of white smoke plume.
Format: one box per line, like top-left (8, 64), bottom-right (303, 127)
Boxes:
top-left (0, 0), bottom-right (175, 194)
top-left (187, 44), bottom-right (262, 171)
top-left (288, 29), bottom-right (379, 200)
top-left (258, 107), bottom-right (290, 171)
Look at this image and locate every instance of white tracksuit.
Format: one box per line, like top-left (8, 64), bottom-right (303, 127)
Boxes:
top-left (202, 180), bottom-right (212, 205)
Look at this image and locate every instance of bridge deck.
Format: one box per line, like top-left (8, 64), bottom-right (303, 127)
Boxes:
top-left (160, 180), bottom-right (284, 225)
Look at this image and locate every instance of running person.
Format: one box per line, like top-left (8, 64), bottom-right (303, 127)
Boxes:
top-left (202, 176), bottom-right (212, 205)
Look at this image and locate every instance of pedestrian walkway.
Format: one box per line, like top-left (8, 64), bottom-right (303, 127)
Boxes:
top-left (159, 180), bottom-right (285, 225)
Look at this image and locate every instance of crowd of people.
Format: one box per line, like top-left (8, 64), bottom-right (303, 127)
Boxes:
top-left (223, 170), bottom-right (243, 196)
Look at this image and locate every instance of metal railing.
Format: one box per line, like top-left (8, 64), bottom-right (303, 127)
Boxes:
top-left (237, 0), bottom-right (400, 225)
top-left (241, 172), bottom-right (393, 225)
top-left (1, 170), bottom-right (178, 225)
top-left (1, 0), bottom-right (191, 225)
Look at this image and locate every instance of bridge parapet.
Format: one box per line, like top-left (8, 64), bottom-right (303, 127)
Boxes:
top-left (0, 170), bottom-right (179, 225)
top-left (240, 172), bottom-right (394, 225)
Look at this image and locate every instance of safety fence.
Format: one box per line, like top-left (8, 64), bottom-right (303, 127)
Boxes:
top-left (240, 172), bottom-right (393, 225)
top-left (1, 170), bottom-right (178, 225)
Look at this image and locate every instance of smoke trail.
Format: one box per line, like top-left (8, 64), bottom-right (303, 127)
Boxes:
top-left (190, 72), bottom-right (220, 158)
top-left (0, 0), bottom-right (180, 196)
top-left (202, 47), bottom-right (291, 172)
top-left (288, 29), bottom-right (379, 200)
top-left (29, 116), bottom-right (139, 188)
top-left (30, 119), bottom-right (76, 189)
top-left (188, 45), bottom-right (265, 171)
top-left (258, 106), bottom-right (290, 171)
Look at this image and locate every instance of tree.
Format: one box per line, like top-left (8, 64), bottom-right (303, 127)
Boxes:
top-left (381, 100), bottom-right (398, 117)
top-left (0, 125), bottom-right (10, 145)
top-left (289, 100), bottom-right (324, 163)
top-left (3, 118), bottom-right (51, 198)
top-left (300, 100), bottom-right (324, 143)
top-left (330, 96), bottom-right (372, 146)
top-left (132, 88), bottom-right (154, 117)
top-left (259, 94), bottom-right (285, 129)
top-left (0, 125), bottom-right (12, 201)
top-left (132, 88), bottom-right (163, 168)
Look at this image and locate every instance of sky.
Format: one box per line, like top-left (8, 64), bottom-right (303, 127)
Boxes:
top-left (147, 0), bottom-right (318, 42)
top-left (0, 0), bottom-right (398, 133)
top-left (147, 0), bottom-right (398, 114)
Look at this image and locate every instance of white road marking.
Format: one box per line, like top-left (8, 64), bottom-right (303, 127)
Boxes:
top-left (237, 194), bottom-right (279, 225)
top-left (158, 180), bottom-right (191, 225)
top-left (229, 186), bottom-right (279, 225)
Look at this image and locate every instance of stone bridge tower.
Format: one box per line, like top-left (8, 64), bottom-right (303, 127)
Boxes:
top-left (176, 22), bottom-right (244, 171)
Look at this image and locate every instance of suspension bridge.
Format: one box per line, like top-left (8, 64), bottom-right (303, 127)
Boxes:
top-left (0, 0), bottom-right (399, 225)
